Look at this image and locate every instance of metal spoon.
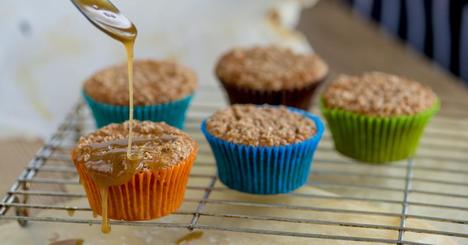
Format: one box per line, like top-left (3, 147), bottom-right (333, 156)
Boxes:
top-left (70, 0), bottom-right (137, 42)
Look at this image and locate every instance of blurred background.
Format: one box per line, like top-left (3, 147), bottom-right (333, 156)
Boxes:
top-left (347, 0), bottom-right (468, 84)
top-left (0, 0), bottom-right (315, 139)
top-left (3, 0), bottom-right (468, 140)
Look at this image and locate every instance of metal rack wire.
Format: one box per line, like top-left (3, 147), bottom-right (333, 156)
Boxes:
top-left (0, 85), bottom-right (467, 244)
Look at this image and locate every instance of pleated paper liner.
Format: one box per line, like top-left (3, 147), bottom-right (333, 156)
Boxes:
top-left (201, 107), bottom-right (325, 195)
top-left (83, 91), bottom-right (193, 129)
top-left (73, 148), bottom-right (197, 221)
top-left (320, 99), bottom-right (440, 163)
top-left (219, 77), bottom-right (325, 110)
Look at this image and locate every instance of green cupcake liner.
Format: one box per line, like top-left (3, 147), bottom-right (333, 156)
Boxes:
top-left (320, 99), bottom-right (440, 163)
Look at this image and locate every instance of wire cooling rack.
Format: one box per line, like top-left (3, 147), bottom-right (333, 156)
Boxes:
top-left (0, 85), bottom-right (467, 244)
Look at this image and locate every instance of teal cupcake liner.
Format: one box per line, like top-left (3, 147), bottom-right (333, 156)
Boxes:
top-left (83, 91), bottom-right (193, 129)
top-left (320, 99), bottom-right (440, 163)
top-left (201, 106), bottom-right (325, 195)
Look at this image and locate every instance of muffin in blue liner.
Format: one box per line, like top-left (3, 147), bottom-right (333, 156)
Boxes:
top-left (83, 60), bottom-right (197, 129)
top-left (201, 106), bottom-right (325, 194)
top-left (83, 92), bottom-right (193, 129)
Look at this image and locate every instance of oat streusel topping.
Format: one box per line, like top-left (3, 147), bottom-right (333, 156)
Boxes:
top-left (216, 46), bottom-right (328, 91)
top-left (75, 121), bottom-right (197, 169)
top-left (84, 60), bottom-right (197, 105)
top-left (322, 72), bottom-right (437, 117)
top-left (206, 105), bottom-right (316, 146)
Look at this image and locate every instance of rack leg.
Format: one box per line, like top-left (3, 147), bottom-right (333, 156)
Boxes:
top-left (16, 182), bottom-right (30, 227)
top-left (14, 195), bottom-right (28, 227)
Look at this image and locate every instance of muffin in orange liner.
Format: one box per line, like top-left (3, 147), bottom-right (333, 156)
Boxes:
top-left (72, 120), bottom-right (198, 232)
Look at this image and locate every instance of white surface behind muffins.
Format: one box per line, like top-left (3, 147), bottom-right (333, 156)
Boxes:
top-left (0, 0), bottom-right (317, 138)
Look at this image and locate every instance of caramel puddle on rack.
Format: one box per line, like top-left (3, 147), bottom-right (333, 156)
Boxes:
top-left (49, 239), bottom-right (84, 245)
top-left (175, 231), bottom-right (204, 244)
top-left (72, 0), bottom-right (138, 234)
top-left (65, 207), bottom-right (76, 217)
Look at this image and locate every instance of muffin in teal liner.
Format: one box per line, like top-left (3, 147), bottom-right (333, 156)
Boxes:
top-left (83, 92), bottom-right (193, 129)
top-left (83, 59), bottom-right (197, 129)
top-left (321, 72), bottom-right (439, 163)
top-left (201, 104), bottom-right (324, 194)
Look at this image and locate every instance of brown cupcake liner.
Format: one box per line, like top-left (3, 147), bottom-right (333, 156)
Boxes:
top-left (219, 77), bottom-right (326, 110)
top-left (73, 148), bottom-right (197, 221)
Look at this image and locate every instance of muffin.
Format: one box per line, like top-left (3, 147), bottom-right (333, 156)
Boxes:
top-left (321, 72), bottom-right (440, 163)
top-left (201, 104), bottom-right (324, 194)
top-left (215, 45), bottom-right (328, 110)
top-left (83, 59), bottom-right (197, 129)
top-left (72, 120), bottom-right (198, 232)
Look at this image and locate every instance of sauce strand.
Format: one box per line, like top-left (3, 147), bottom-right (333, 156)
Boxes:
top-left (100, 187), bottom-right (111, 233)
top-left (125, 41), bottom-right (135, 159)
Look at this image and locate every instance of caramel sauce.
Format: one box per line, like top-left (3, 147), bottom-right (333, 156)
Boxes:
top-left (72, 0), bottom-right (138, 233)
top-left (99, 187), bottom-right (110, 233)
top-left (125, 43), bottom-right (135, 160)
top-left (81, 138), bottom-right (150, 233)
top-left (49, 239), bottom-right (84, 245)
top-left (65, 207), bottom-right (76, 217)
top-left (175, 231), bottom-right (204, 244)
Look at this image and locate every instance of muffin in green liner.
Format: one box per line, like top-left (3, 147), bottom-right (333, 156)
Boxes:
top-left (83, 59), bottom-right (197, 129)
top-left (320, 72), bottom-right (439, 163)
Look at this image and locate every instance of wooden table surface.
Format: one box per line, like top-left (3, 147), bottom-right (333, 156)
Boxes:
top-left (1, 0), bottom-right (467, 200)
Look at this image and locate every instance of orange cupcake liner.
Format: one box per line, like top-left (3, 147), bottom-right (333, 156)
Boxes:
top-left (73, 147), bottom-right (197, 221)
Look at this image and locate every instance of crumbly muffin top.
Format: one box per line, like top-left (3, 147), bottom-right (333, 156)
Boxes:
top-left (215, 46), bottom-right (328, 91)
top-left (206, 104), bottom-right (316, 146)
top-left (75, 121), bottom-right (197, 170)
top-left (322, 72), bottom-right (438, 117)
top-left (84, 60), bottom-right (197, 105)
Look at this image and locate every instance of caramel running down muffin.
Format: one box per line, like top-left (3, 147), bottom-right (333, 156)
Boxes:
top-left (322, 71), bottom-right (437, 117)
top-left (83, 59), bottom-right (197, 128)
top-left (72, 120), bottom-right (198, 232)
top-left (320, 71), bottom-right (440, 163)
top-left (215, 45), bottom-right (328, 110)
top-left (202, 104), bottom-right (325, 194)
top-left (206, 104), bottom-right (316, 146)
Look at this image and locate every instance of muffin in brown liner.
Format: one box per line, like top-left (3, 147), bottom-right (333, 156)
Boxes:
top-left (219, 77), bottom-right (325, 110)
top-left (215, 45), bottom-right (328, 110)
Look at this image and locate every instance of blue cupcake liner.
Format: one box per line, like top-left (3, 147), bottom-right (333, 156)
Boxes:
top-left (201, 106), bottom-right (325, 195)
top-left (83, 91), bottom-right (193, 129)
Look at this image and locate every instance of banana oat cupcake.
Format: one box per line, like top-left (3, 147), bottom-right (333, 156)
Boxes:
top-left (72, 120), bottom-right (198, 232)
top-left (201, 104), bottom-right (324, 194)
top-left (215, 45), bottom-right (328, 110)
top-left (321, 71), bottom-right (439, 163)
top-left (84, 59), bottom-right (197, 128)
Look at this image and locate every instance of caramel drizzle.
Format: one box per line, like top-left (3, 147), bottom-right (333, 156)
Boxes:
top-left (100, 187), bottom-right (110, 233)
top-left (72, 0), bottom-right (138, 233)
top-left (84, 138), bottom-right (144, 233)
top-left (125, 41), bottom-right (135, 159)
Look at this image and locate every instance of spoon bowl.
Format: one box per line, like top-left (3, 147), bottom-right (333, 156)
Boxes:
top-left (71, 0), bottom-right (137, 42)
